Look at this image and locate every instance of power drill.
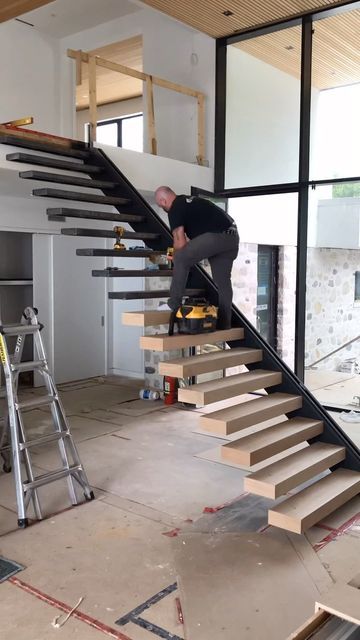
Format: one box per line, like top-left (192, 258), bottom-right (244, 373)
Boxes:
top-left (113, 225), bottom-right (126, 250)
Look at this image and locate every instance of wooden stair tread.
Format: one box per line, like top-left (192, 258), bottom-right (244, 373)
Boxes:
top-left (6, 152), bottom-right (102, 173)
top-left (63, 228), bottom-right (159, 240)
top-left (178, 369), bottom-right (282, 405)
top-left (0, 135), bottom-right (89, 158)
top-left (33, 188), bottom-right (130, 205)
top-left (20, 170), bottom-right (117, 189)
top-left (268, 468), bottom-right (360, 534)
top-left (221, 417), bottom-right (324, 466)
top-left (47, 208), bottom-right (144, 223)
top-left (200, 393), bottom-right (303, 435)
top-left (140, 328), bottom-right (243, 351)
top-left (109, 289), bottom-right (203, 300)
top-left (158, 347), bottom-right (263, 377)
top-left (244, 442), bottom-right (345, 499)
top-left (122, 311), bottom-right (171, 326)
top-left (77, 248), bottom-right (164, 258)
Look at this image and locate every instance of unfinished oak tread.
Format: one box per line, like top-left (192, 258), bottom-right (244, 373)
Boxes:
top-left (140, 328), bottom-right (244, 351)
top-left (0, 135), bottom-right (89, 158)
top-left (47, 207), bottom-right (144, 223)
top-left (221, 417), bottom-right (324, 466)
top-left (33, 188), bottom-right (130, 206)
top-left (244, 442), bottom-right (345, 499)
top-left (62, 228), bottom-right (159, 240)
top-left (122, 310), bottom-right (172, 326)
top-left (94, 269), bottom-right (173, 277)
top-left (77, 248), bottom-right (164, 258)
top-left (268, 468), bottom-right (360, 533)
top-left (178, 369), bottom-right (282, 405)
top-left (158, 347), bottom-right (263, 377)
top-left (110, 289), bottom-right (204, 300)
top-left (200, 393), bottom-right (303, 435)
top-left (20, 170), bottom-right (116, 189)
top-left (7, 152), bottom-right (102, 173)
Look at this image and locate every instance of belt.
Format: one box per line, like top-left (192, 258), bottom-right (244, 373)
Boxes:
top-left (223, 224), bottom-right (238, 236)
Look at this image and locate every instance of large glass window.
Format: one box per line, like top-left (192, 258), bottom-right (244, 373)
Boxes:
top-left (225, 25), bottom-right (301, 189)
top-left (86, 114), bottom-right (143, 151)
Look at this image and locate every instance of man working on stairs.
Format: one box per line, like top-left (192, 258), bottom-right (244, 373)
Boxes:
top-left (155, 186), bottom-right (239, 329)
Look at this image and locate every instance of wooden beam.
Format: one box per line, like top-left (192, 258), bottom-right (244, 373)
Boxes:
top-left (88, 55), bottom-right (97, 144)
top-left (122, 311), bottom-right (171, 326)
top-left (75, 50), bottom-right (82, 86)
top-left (146, 75), bottom-right (157, 155)
top-left (0, 0), bottom-right (54, 23)
top-left (197, 93), bottom-right (205, 165)
top-left (140, 328), bottom-right (244, 352)
top-left (158, 347), bottom-right (263, 378)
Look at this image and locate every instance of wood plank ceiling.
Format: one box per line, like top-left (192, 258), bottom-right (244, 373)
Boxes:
top-left (0, 0), bottom-right (54, 23)
top-left (140, 0), bottom-right (350, 37)
top-left (76, 36), bottom-right (143, 110)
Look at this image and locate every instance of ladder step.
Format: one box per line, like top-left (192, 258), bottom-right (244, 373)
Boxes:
top-left (200, 393), bottom-right (303, 436)
top-left (1, 324), bottom-right (41, 336)
top-left (23, 464), bottom-right (83, 491)
top-left (16, 395), bottom-right (56, 411)
top-left (77, 248), bottom-right (164, 258)
top-left (47, 207), bottom-right (144, 223)
top-left (123, 310), bottom-right (172, 326)
top-left (62, 228), bottom-right (160, 240)
top-left (0, 135), bottom-right (90, 158)
top-left (140, 328), bottom-right (244, 351)
top-left (11, 360), bottom-right (46, 373)
top-left (159, 347), bottom-right (263, 377)
top-left (33, 188), bottom-right (130, 206)
top-left (178, 369), bottom-right (282, 405)
top-left (268, 468), bottom-right (360, 534)
top-left (221, 417), bottom-right (324, 466)
top-left (6, 152), bottom-right (103, 173)
top-left (20, 431), bottom-right (69, 450)
top-left (20, 170), bottom-right (117, 189)
top-left (244, 443), bottom-right (345, 499)
top-left (110, 289), bottom-right (204, 301)
top-left (94, 269), bottom-right (173, 278)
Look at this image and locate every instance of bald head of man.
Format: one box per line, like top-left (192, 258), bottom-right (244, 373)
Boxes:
top-left (155, 186), bottom-right (176, 212)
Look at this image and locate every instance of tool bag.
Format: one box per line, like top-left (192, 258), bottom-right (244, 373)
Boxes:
top-left (168, 298), bottom-right (218, 335)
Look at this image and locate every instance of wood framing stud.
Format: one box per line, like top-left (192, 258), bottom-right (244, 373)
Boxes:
top-left (146, 75), bottom-right (157, 155)
top-left (88, 55), bottom-right (97, 144)
top-left (75, 50), bottom-right (82, 86)
top-left (197, 93), bottom-right (205, 165)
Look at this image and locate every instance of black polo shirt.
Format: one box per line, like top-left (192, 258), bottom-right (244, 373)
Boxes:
top-left (168, 195), bottom-right (233, 239)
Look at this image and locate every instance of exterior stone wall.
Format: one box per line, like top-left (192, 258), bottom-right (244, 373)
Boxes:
top-left (277, 246), bottom-right (297, 370)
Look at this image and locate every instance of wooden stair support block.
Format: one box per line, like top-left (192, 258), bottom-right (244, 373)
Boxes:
top-left (122, 311), bottom-right (172, 326)
top-left (244, 443), bottom-right (345, 499)
top-left (47, 208), bottom-right (144, 223)
top-left (221, 417), bottom-right (324, 466)
top-left (200, 393), bottom-right (303, 435)
top-left (20, 170), bottom-right (117, 189)
top-left (140, 328), bottom-right (244, 351)
top-left (33, 188), bottom-right (130, 206)
top-left (178, 369), bottom-right (282, 405)
top-left (7, 152), bottom-right (103, 173)
top-left (158, 347), bottom-right (263, 377)
top-left (268, 468), bottom-right (360, 534)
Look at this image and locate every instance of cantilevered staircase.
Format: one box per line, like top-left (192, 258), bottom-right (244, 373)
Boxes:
top-left (2, 131), bottom-right (360, 535)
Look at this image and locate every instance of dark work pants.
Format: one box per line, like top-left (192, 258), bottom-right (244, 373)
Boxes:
top-left (168, 231), bottom-right (239, 329)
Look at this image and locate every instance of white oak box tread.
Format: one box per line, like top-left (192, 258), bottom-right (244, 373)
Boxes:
top-left (140, 327), bottom-right (244, 351)
top-left (268, 468), bottom-right (360, 534)
top-left (178, 369), bottom-right (282, 405)
top-left (244, 442), bottom-right (345, 499)
top-left (221, 417), bottom-right (324, 466)
top-left (158, 347), bottom-right (263, 378)
top-left (122, 310), bottom-right (172, 326)
top-left (200, 392), bottom-right (303, 436)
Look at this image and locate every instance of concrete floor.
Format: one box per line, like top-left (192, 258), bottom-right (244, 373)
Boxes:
top-left (1, 376), bottom-right (360, 639)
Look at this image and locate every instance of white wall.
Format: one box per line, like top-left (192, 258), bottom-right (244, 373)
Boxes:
top-left (0, 21), bottom-right (60, 134)
top-left (76, 97), bottom-right (143, 141)
top-left (225, 46), bottom-right (301, 189)
top-left (60, 8), bottom-right (215, 167)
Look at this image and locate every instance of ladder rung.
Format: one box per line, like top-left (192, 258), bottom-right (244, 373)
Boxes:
top-left (1, 324), bottom-right (41, 336)
top-left (11, 360), bottom-right (47, 373)
top-left (19, 431), bottom-right (69, 450)
top-left (23, 464), bottom-right (83, 491)
top-left (16, 395), bottom-right (56, 411)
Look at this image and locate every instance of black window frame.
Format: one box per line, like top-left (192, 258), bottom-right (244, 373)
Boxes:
top-left (86, 113), bottom-right (143, 148)
top-left (214, 0), bottom-right (360, 380)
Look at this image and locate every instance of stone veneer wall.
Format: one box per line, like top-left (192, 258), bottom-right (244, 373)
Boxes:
top-left (277, 246), bottom-right (297, 370)
top-left (305, 247), bottom-right (360, 371)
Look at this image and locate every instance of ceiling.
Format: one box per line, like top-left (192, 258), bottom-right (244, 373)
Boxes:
top-left (235, 9), bottom-right (360, 90)
top-left (139, 0), bottom-right (351, 37)
top-left (76, 36), bottom-right (143, 110)
top-left (18, 0), bottom-right (141, 37)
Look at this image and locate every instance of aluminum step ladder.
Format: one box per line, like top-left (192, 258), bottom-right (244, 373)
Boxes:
top-left (0, 307), bottom-right (94, 528)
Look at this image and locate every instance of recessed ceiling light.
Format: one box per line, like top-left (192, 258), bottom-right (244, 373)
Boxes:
top-left (223, 10), bottom-right (234, 16)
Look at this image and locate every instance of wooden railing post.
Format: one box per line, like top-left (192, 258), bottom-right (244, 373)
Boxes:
top-left (88, 55), bottom-right (97, 145)
top-left (146, 75), bottom-right (157, 155)
top-left (197, 93), bottom-right (205, 166)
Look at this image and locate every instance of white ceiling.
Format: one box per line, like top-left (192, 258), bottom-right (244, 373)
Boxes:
top-left (20, 0), bottom-right (142, 37)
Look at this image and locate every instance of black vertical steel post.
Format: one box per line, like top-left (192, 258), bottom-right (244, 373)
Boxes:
top-left (214, 39), bottom-right (227, 192)
top-left (295, 16), bottom-right (313, 380)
